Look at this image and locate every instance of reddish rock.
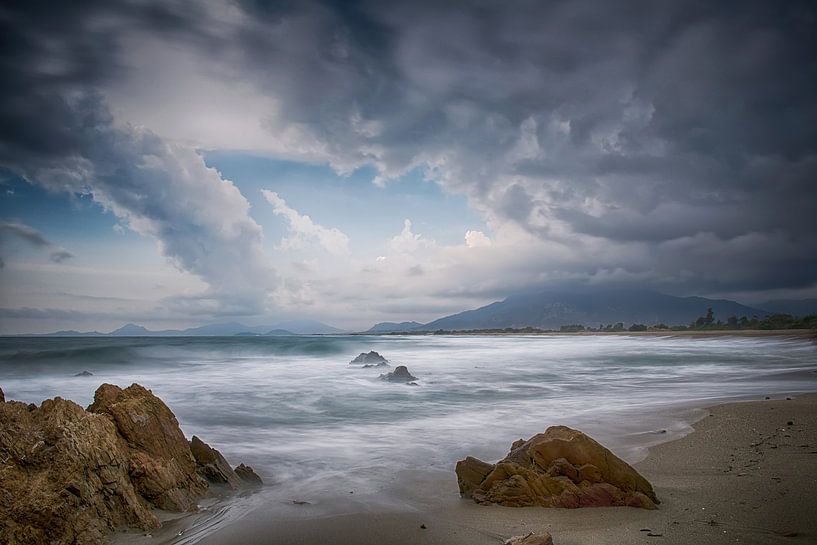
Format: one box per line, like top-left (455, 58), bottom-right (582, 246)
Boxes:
top-left (456, 426), bottom-right (659, 509)
top-left (0, 383), bottom-right (261, 545)
top-left (88, 383), bottom-right (207, 511)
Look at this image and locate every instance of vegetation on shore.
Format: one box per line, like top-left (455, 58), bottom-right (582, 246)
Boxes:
top-left (367, 308), bottom-right (817, 335)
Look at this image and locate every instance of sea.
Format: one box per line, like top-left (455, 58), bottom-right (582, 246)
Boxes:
top-left (2, 334), bottom-right (816, 535)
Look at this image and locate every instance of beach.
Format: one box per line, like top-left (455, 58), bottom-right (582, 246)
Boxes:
top-left (112, 392), bottom-right (817, 545)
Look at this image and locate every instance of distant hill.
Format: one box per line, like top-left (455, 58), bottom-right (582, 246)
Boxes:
top-left (758, 298), bottom-right (817, 317)
top-left (109, 323), bottom-right (152, 336)
top-left (420, 288), bottom-right (771, 331)
top-left (38, 319), bottom-right (341, 337)
top-left (270, 319), bottom-right (345, 334)
top-left (366, 321), bottom-right (425, 333)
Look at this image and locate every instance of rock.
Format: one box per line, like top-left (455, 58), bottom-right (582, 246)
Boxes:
top-left (350, 351), bottom-right (389, 366)
top-left (504, 532), bottom-right (554, 545)
top-left (74, 371), bottom-right (94, 377)
top-left (190, 436), bottom-right (242, 489)
top-left (456, 426), bottom-right (659, 509)
top-left (88, 383), bottom-right (207, 511)
top-left (234, 463), bottom-right (263, 487)
top-left (0, 395), bottom-right (158, 545)
top-left (0, 386), bottom-right (4, 403)
top-left (380, 365), bottom-right (417, 382)
top-left (0, 383), bottom-right (263, 545)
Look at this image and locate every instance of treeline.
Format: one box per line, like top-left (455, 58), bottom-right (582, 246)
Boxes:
top-left (558, 307), bottom-right (817, 333)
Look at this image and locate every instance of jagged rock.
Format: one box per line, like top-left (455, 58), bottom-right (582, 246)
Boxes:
top-left (74, 370), bottom-right (94, 377)
top-left (234, 463), bottom-right (264, 487)
top-left (88, 383), bottom-right (207, 511)
top-left (0, 383), bottom-right (261, 545)
top-left (190, 435), bottom-right (242, 489)
top-left (456, 426), bottom-right (658, 509)
top-left (380, 365), bottom-right (417, 382)
top-left (0, 386), bottom-right (4, 403)
top-left (504, 532), bottom-right (554, 545)
top-left (0, 396), bottom-right (158, 545)
top-left (350, 350), bottom-right (389, 366)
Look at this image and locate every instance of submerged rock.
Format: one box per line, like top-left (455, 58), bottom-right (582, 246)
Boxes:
top-left (380, 365), bottom-right (417, 382)
top-left (74, 370), bottom-right (94, 377)
top-left (456, 426), bottom-right (658, 509)
top-left (0, 383), bottom-right (260, 545)
top-left (350, 350), bottom-right (390, 366)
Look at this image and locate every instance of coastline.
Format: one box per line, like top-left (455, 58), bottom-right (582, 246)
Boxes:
top-left (114, 392), bottom-right (817, 545)
top-left (362, 329), bottom-right (817, 338)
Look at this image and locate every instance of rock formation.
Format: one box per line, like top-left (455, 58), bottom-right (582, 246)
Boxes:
top-left (234, 463), bottom-right (264, 487)
top-left (0, 383), bottom-right (262, 545)
top-left (190, 435), bottom-right (242, 490)
top-left (456, 426), bottom-right (658, 509)
top-left (350, 350), bottom-right (390, 366)
top-left (74, 371), bottom-right (94, 377)
top-left (380, 365), bottom-right (417, 382)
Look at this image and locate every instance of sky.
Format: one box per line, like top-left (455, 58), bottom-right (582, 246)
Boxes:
top-left (0, 0), bottom-right (815, 333)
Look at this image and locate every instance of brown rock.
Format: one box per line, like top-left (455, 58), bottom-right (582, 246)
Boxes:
top-left (234, 463), bottom-right (264, 487)
top-left (0, 383), bottom-right (261, 545)
top-left (190, 435), bottom-right (242, 489)
top-left (504, 532), bottom-right (554, 545)
top-left (456, 426), bottom-right (659, 509)
top-left (88, 383), bottom-right (207, 511)
top-left (0, 396), bottom-right (158, 545)
top-left (0, 386), bottom-right (4, 402)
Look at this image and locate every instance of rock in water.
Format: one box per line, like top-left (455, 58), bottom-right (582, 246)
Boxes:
top-left (88, 383), bottom-right (207, 511)
top-left (234, 463), bottom-right (264, 487)
top-left (74, 370), bottom-right (94, 377)
top-left (504, 532), bottom-right (554, 545)
top-left (190, 436), bottom-right (242, 489)
top-left (380, 365), bottom-right (417, 382)
top-left (350, 350), bottom-right (390, 366)
top-left (456, 426), bottom-right (659, 509)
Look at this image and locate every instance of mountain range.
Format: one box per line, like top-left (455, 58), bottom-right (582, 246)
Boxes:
top-left (40, 319), bottom-right (344, 337)
top-left (365, 288), bottom-right (817, 333)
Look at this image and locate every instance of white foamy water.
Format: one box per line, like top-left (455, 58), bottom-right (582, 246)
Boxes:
top-left (2, 334), bottom-right (816, 510)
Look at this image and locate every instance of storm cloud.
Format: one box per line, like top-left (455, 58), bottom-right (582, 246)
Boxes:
top-left (1, 0), bottom-right (815, 324)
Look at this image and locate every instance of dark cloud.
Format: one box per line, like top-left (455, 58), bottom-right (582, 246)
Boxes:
top-left (0, 0), bottom-right (276, 312)
top-left (0, 220), bottom-right (73, 263)
top-left (1, 0), bottom-right (815, 301)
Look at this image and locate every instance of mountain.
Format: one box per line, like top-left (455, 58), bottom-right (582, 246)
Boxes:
top-left (365, 321), bottom-right (425, 333)
top-left (758, 298), bottom-right (817, 317)
top-left (109, 323), bottom-right (153, 336)
top-left (269, 319), bottom-right (345, 334)
top-left (42, 330), bottom-right (104, 337)
top-left (234, 329), bottom-right (294, 336)
top-left (420, 288), bottom-right (771, 331)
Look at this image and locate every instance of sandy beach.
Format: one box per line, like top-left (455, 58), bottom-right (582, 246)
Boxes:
top-left (118, 392), bottom-right (817, 545)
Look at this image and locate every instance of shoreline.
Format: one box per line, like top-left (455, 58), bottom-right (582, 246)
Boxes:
top-left (113, 391), bottom-right (817, 545)
top-left (360, 329), bottom-right (816, 338)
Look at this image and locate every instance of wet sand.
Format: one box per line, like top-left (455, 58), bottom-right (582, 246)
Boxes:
top-left (125, 393), bottom-right (815, 545)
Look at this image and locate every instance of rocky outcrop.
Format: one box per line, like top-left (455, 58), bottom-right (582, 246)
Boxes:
top-left (190, 436), bottom-right (243, 489)
top-left (380, 365), bottom-right (417, 382)
top-left (88, 383), bottom-right (207, 511)
top-left (74, 371), bottom-right (94, 377)
top-left (350, 350), bottom-right (390, 366)
top-left (456, 426), bottom-right (658, 509)
top-left (0, 383), bottom-right (262, 545)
